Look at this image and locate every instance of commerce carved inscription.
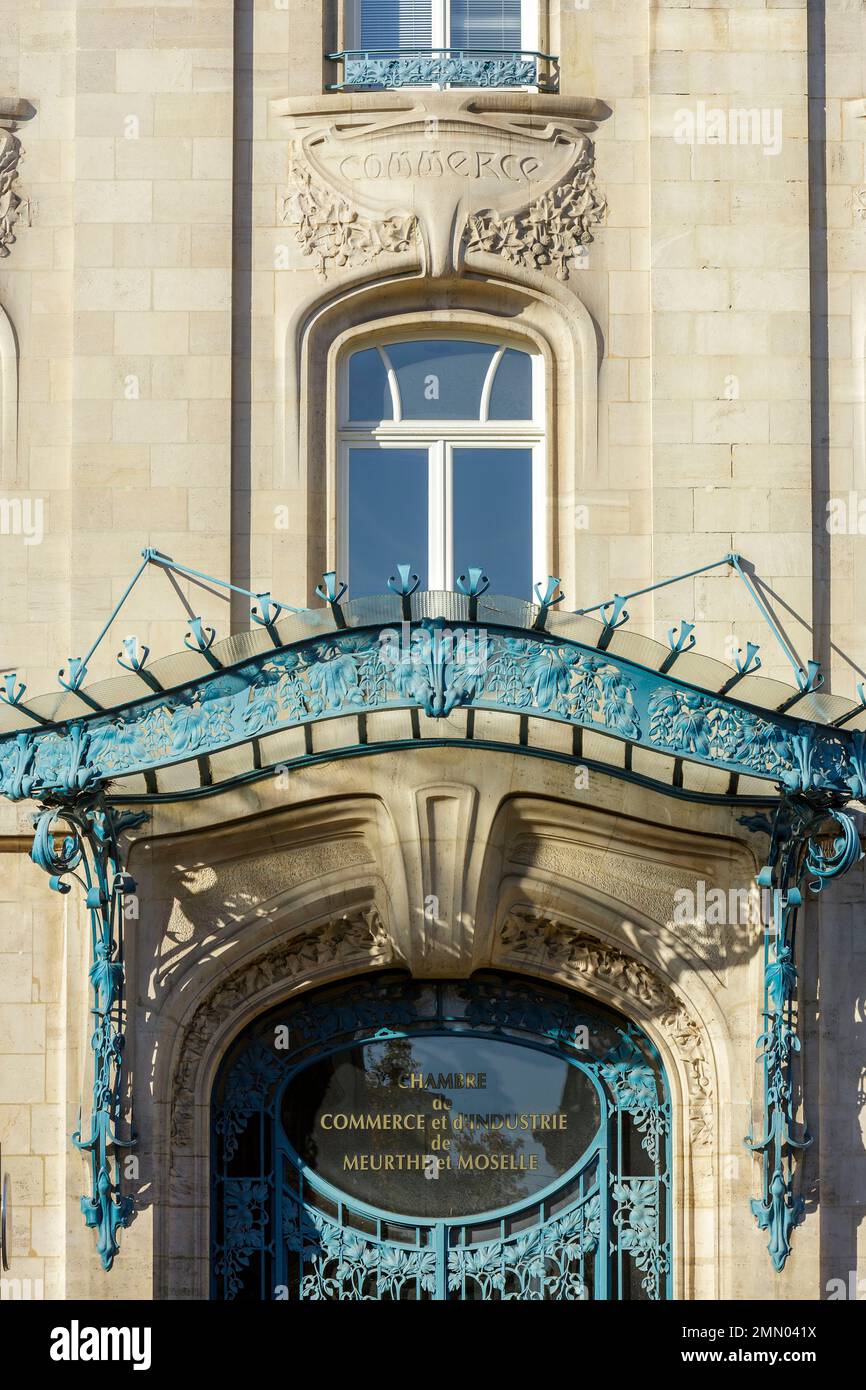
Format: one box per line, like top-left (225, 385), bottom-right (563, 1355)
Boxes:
top-left (332, 149), bottom-right (545, 184)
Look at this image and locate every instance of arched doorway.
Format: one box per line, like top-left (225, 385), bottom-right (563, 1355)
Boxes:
top-left (211, 972), bottom-right (672, 1300)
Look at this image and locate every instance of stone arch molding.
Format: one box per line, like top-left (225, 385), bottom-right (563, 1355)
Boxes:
top-left (275, 94), bottom-right (607, 280)
top-left (0, 301), bottom-right (18, 477)
top-left (283, 273), bottom-right (600, 592)
top-left (169, 901), bottom-right (395, 1156)
top-left (494, 904), bottom-right (715, 1150)
top-left (167, 896), bottom-right (715, 1157)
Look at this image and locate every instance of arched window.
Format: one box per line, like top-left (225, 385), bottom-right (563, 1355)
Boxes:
top-left (339, 337), bottom-right (545, 598)
top-left (211, 973), bottom-right (673, 1301)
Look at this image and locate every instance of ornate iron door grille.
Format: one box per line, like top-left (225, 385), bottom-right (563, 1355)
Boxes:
top-left (211, 974), bottom-right (672, 1301)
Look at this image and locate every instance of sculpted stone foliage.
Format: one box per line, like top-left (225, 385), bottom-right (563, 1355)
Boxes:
top-left (282, 150), bottom-right (417, 277)
top-left (464, 148), bottom-right (607, 280)
top-left (276, 102), bottom-right (606, 279)
top-left (0, 127), bottom-right (22, 257)
top-left (497, 909), bottom-right (714, 1146)
top-left (170, 906), bottom-right (390, 1149)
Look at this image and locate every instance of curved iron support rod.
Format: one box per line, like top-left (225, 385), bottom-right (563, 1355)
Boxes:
top-left (31, 797), bottom-right (147, 1270)
top-left (743, 795), bottom-right (862, 1270)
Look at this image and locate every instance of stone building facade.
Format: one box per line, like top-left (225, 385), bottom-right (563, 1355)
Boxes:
top-left (0, 0), bottom-right (864, 1302)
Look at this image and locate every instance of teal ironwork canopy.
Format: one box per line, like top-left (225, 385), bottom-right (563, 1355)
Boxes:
top-left (1, 552), bottom-right (865, 808)
top-left (1, 549), bottom-right (862, 1279)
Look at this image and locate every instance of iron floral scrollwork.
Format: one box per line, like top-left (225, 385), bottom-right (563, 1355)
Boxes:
top-left (611, 1178), bottom-right (668, 1300)
top-left (31, 794), bottom-right (146, 1270)
top-left (600, 1045), bottom-right (670, 1164)
top-left (337, 51), bottom-right (543, 91)
top-left (2, 619), bottom-right (864, 805)
top-left (283, 1204), bottom-right (437, 1301)
top-left (448, 1197), bottom-right (600, 1300)
top-left (215, 1180), bottom-right (271, 1299)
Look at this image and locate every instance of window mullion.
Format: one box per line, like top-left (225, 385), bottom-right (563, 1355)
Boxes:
top-left (434, 0), bottom-right (448, 50)
top-left (428, 439), bottom-right (448, 590)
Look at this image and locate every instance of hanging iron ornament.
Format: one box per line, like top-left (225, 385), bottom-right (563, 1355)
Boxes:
top-left (30, 797), bottom-right (146, 1270)
top-left (743, 796), bottom-right (862, 1270)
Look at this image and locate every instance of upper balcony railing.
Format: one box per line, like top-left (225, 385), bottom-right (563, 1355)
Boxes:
top-left (327, 47), bottom-right (559, 93)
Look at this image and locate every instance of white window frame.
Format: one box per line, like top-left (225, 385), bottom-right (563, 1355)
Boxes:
top-left (337, 338), bottom-right (546, 595)
top-left (344, 1), bottom-right (540, 57)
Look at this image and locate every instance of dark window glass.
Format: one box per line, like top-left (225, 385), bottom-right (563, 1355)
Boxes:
top-left (488, 346), bottom-right (533, 419)
top-left (348, 447), bottom-right (428, 596)
top-left (360, 0), bottom-right (433, 48)
top-left (281, 1034), bottom-right (600, 1219)
top-left (452, 447), bottom-right (533, 597)
top-left (348, 347), bottom-right (393, 422)
top-left (387, 339), bottom-right (496, 419)
top-left (450, 0), bottom-right (522, 50)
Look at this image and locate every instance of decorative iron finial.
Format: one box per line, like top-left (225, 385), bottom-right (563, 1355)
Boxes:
top-left (316, 571), bottom-right (348, 628)
top-left (796, 660), bottom-right (823, 694)
top-left (659, 619), bottom-right (696, 673)
top-left (116, 636), bottom-right (150, 674)
top-left (456, 567), bottom-right (489, 621)
top-left (251, 593), bottom-right (284, 629)
top-left (184, 617), bottom-right (216, 654)
top-left (532, 576), bottom-right (564, 631)
top-left (0, 673), bottom-right (25, 706)
top-left (387, 565), bottom-right (420, 620)
top-left (597, 594), bottom-right (629, 651)
top-left (58, 657), bottom-right (88, 693)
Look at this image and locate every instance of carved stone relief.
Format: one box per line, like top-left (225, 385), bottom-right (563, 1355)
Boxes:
top-left (496, 907), bottom-right (714, 1147)
top-left (465, 147), bottom-right (606, 280)
top-left (282, 150), bottom-right (418, 278)
top-left (159, 838), bottom-right (374, 949)
top-left (509, 834), bottom-right (731, 973)
top-left (170, 906), bottom-right (391, 1151)
top-left (274, 95), bottom-right (606, 278)
top-left (0, 125), bottom-right (22, 257)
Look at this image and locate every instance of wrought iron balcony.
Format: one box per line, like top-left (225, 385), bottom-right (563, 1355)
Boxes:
top-left (327, 48), bottom-right (559, 92)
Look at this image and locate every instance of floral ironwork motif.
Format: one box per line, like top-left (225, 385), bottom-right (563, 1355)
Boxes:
top-left (612, 1178), bottom-right (668, 1300)
top-left (333, 50), bottom-right (547, 91)
top-left (447, 1197), bottom-right (600, 1300)
top-left (4, 618), bottom-right (859, 807)
top-left (214, 1180), bottom-right (271, 1300)
top-left (283, 1206), bottom-right (437, 1301)
top-left (743, 795), bottom-right (863, 1271)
